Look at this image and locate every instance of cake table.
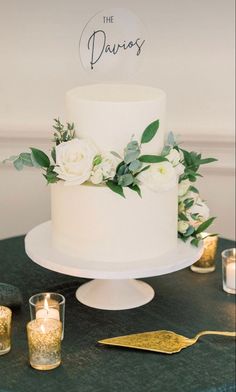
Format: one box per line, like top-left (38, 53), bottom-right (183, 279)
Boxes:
top-left (25, 221), bottom-right (203, 310)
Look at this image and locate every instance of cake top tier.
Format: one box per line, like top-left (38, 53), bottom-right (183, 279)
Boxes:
top-left (66, 84), bottom-right (166, 103)
top-left (66, 84), bottom-right (166, 153)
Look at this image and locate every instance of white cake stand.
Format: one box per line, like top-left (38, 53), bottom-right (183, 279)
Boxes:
top-left (25, 221), bottom-right (203, 310)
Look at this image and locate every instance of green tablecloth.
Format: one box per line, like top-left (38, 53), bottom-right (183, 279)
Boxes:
top-left (0, 236), bottom-right (235, 392)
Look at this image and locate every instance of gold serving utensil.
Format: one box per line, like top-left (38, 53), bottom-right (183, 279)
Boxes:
top-left (98, 330), bottom-right (236, 354)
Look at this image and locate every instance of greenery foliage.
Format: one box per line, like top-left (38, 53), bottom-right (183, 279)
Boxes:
top-left (3, 118), bottom-right (217, 247)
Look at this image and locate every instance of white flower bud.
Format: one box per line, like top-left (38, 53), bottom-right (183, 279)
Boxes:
top-left (178, 179), bottom-right (191, 197)
top-left (178, 220), bottom-right (189, 234)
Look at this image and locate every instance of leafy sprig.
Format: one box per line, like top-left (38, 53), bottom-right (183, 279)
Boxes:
top-left (178, 217), bottom-right (216, 247)
top-left (3, 146), bottom-right (59, 184)
top-left (179, 149), bottom-right (217, 183)
top-left (106, 120), bottom-right (164, 198)
top-left (177, 146), bottom-right (217, 245)
top-left (53, 118), bottom-right (75, 145)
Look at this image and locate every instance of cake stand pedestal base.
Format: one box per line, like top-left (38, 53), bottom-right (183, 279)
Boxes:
top-left (76, 279), bottom-right (154, 310)
top-left (25, 221), bottom-right (203, 311)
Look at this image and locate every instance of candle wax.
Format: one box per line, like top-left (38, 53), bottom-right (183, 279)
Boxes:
top-left (36, 307), bottom-right (60, 321)
top-left (226, 262), bottom-right (236, 289)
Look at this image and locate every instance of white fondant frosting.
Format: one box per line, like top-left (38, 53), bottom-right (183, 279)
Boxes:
top-left (66, 84), bottom-right (166, 154)
top-left (51, 84), bottom-right (178, 262)
top-left (51, 182), bottom-right (178, 262)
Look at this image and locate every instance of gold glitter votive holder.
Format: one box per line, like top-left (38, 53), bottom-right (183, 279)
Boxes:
top-left (0, 306), bottom-right (12, 355)
top-left (27, 318), bottom-right (62, 370)
top-left (191, 233), bottom-right (218, 273)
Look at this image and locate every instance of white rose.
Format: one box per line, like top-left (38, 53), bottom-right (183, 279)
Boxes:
top-left (90, 152), bottom-right (119, 185)
top-left (54, 139), bottom-right (97, 185)
top-left (138, 161), bottom-right (177, 192)
top-left (178, 179), bottom-right (191, 197)
top-left (178, 220), bottom-right (190, 234)
top-left (166, 148), bottom-right (181, 166)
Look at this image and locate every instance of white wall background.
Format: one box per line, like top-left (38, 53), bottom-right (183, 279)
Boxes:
top-left (0, 0), bottom-right (235, 240)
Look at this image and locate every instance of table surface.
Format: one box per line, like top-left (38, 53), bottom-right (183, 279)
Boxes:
top-left (0, 236), bottom-right (235, 392)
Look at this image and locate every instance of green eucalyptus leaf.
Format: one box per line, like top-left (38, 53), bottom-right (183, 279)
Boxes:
top-left (106, 181), bottom-right (125, 198)
top-left (128, 184), bottom-right (142, 197)
top-left (111, 151), bottom-right (122, 159)
top-left (117, 163), bottom-right (126, 176)
top-left (141, 120), bottom-right (159, 144)
top-left (161, 145), bottom-right (172, 156)
top-left (19, 152), bottom-right (33, 167)
top-left (134, 164), bottom-right (150, 177)
top-left (13, 157), bottom-right (24, 171)
top-left (30, 148), bottom-right (50, 168)
top-left (126, 140), bottom-right (140, 151)
top-left (195, 217), bottom-right (216, 235)
top-left (124, 150), bottom-right (140, 164)
top-left (2, 155), bottom-right (18, 163)
top-left (167, 131), bottom-right (176, 146)
top-left (183, 226), bottom-right (195, 237)
top-left (129, 160), bottom-right (142, 173)
top-left (118, 174), bottom-right (134, 187)
top-left (139, 155), bottom-right (168, 163)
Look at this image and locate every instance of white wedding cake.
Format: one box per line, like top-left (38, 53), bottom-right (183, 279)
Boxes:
top-left (51, 84), bottom-right (178, 262)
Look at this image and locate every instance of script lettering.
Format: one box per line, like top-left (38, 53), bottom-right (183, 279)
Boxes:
top-left (87, 29), bottom-right (145, 70)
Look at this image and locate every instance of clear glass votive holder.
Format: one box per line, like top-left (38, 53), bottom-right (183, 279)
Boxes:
top-left (0, 306), bottom-right (12, 355)
top-left (29, 293), bottom-right (65, 339)
top-left (222, 248), bottom-right (236, 294)
top-left (27, 318), bottom-right (62, 370)
top-left (191, 233), bottom-right (218, 273)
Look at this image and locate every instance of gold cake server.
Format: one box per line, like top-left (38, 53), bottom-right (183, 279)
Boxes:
top-left (98, 330), bottom-right (236, 354)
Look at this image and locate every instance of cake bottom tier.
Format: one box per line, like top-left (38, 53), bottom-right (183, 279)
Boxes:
top-left (51, 182), bottom-right (178, 263)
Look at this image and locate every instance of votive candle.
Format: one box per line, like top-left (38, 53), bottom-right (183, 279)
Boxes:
top-left (27, 318), bottom-right (62, 370)
top-left (222, 248), bottom-right (236, 295)
top-left (191, 233), bottom-right (218, 273)
top-left (0, 306), bottom-right (12, 355)
top-left (29, 293), bottom-right (65, 339)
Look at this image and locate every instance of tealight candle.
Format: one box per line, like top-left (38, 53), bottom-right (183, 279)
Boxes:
top-left (27, 318), bottom-right (62, 370)
top-left (36, 298), bottom-right (60, 321)
top-left (222, 248), bottom-right (236, 295)
top-left (29, 293), bottom-right (65, 339)
top-left (0, 306), bottom-right (12, 355)
top-left (226, 262), bottom-right (236, 289)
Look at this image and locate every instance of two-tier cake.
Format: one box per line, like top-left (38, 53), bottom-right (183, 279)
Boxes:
top-left (51, 84), bottom-right (178, 262)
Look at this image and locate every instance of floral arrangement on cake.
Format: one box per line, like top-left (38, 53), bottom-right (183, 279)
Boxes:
top-left (4, 118), bottom-right (217, 246)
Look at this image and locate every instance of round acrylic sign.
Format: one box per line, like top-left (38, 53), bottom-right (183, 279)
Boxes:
top-left (79, 8), bottom-right (146, 80)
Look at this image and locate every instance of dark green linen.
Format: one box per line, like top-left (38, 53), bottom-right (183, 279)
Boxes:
top-left (0, 236), bottom-right (235, 392)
